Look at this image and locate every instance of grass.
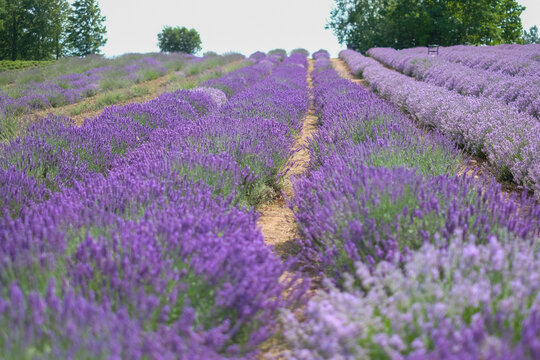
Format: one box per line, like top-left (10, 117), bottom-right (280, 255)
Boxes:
top-left (368, 142), bottom-right (461, 177)
top-left (0, 113), bottom-right (23, 143)
top-left (66, 85), bottom-right (151, 116)
top-left (0, 60), bottom-right (54, 73)
top-left (99, 75), bottom-right (134, 91)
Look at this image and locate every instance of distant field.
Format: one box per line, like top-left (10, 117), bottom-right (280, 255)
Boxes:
top-left (0, 52), bottom-right (245, 141)
top-left (0, 60), bottom-right (54, 72)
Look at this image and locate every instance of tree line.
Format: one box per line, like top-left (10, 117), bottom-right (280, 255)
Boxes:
top-left (0, 0), bottom-right (107, 61)
top-left (328, 0), bottom-right (537, 53)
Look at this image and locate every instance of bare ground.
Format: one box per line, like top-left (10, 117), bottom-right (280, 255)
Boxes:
top-left (330, 58), bottom-right (368, 88)
top-left (256, 59), bottom-right (319, 359)
top-left (257, 59), bottom-right (318, 257)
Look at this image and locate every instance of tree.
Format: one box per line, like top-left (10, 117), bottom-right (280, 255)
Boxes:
top-left (19, 0), bottom-right (70, 60)
top-left (327, 0), bottom-right (526, 52)
top-left (523, 25), bottom-right (540, 44)
top-left (0, 0), bottom-right (5, 33)
top-left (50, 0), bottom-right (71, 59)
top-left (0, 0), bottom-right (24, 60)
top-left (496, 0), bottom-right (525, 43)
top-left (327, 0), bottom-right (386, 53)
top-left (0, 0), bottom-right (69, 60)
top-left (66, 0), bottom-right (107, 56)
top-left (157, 26), bottom-right (202, 54)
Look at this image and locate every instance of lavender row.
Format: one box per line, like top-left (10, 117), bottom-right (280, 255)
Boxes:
top-left (367, 47), bottom-right (540, 118)
top-left (0, 55), bottom-right (277, 219)
top-left (0, 54), bottom-right (309, 358)
top-left (438, 44), bottom-right (540, 78)
top-left (281, 51), bottom-right (540, 359)
top-left (388, 44), bottom-right (540, 78)
top-left (295, 51), bottom-right (539, 279)
top-left (284, 231), bottom-right (540, 359)
top-left (340, 49), bottom-right (540, 198)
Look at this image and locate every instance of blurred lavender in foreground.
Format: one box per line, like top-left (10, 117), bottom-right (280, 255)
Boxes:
top-left (283, 231), bottom-right (540, 360)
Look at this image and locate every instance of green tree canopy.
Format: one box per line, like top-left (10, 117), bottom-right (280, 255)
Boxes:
top-left (66, 0), bottom-right (107, 56)
top-left (0, 0), bottom-right (69, 60)
top-left (157, 26), bottom-right (202, 54)
top-left (328, 0), bottom-right (526, 52)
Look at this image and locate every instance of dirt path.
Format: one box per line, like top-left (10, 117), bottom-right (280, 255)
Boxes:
top-left (257, 59), bottom-right (318, 257)
top-left (331, 58), bottom-right (368, 88)
top-left (256, 59), bottom-right (318, 358)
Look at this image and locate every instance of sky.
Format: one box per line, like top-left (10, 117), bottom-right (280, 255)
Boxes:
top-left (97, 0), bottom-right (341, 58)
top-left (95, 0), bottom-right (540, 58)
top-left (519, 0), bottom-right (540, 33)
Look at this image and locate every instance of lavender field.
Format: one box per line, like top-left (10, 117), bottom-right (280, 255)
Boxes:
top-left (0, 52), bottom-right (245, 142)
top-left (0, 45), bottom-right (539, 360)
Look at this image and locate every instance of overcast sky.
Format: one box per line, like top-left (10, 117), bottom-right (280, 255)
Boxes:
top-left (95, 0), bottom-right (540, 58)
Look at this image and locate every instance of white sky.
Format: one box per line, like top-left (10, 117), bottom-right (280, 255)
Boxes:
top-left (97, 0), bottom-right (342, 58)
top-left (520, 0), bottom-right (540, 33)
top-left (95, 0), bottom-right (539, 58)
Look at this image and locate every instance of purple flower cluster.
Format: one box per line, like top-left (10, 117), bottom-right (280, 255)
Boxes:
top-left (0, 53), bottom-right (310, 357)
top-left (367, 47), bottom-right (540, 118)
top-left (248, 51), bottom-right (266, 61)
top-left (281, 50), bottom-right (540, 359)
top-left (0, 90), bottom-right (212, 217)
top-left (340, 49), bottom-right (540, 198)
top-left (312, 50), bottom-right (330, 60)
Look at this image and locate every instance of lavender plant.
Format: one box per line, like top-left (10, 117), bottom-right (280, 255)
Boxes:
top-left (0, 55), bottom-right (280, 217)
top-left (297, 56), bottom-right (538, 279)
top-left (435, 44), bottom-right (540, 78)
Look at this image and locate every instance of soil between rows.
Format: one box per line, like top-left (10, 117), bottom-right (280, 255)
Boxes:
top-left (257, 59), bottom-right (318, 257)
top-left (256, 59), bottom-right (319, 359)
